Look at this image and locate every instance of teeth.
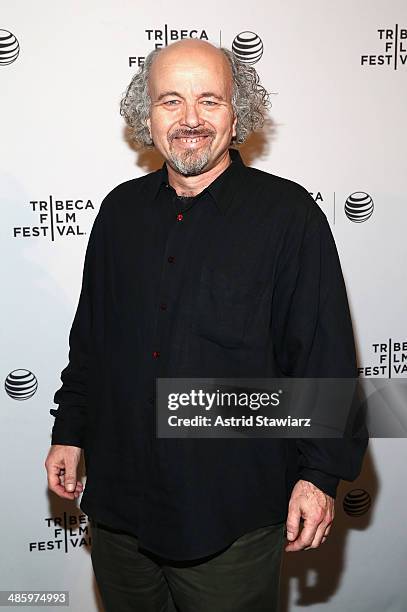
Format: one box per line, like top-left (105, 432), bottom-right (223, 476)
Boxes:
top-left (179, 137), bottom-right (206, 143)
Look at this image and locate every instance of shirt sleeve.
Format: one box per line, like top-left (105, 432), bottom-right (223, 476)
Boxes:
top-left (271, 190), bottom-right (368, 498)
top-left (49, 200), bottom-right (107, 448)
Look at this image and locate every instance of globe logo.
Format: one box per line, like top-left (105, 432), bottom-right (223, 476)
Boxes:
top-left (232, 31), bottom-right (263, 65)
top-left (343, 488), bottom-right (372, 516)
top-left (4, 369), bottom-right (38, 400)
top-left (0, 29), bottom-right (20, 66)
top-left (345, 192), bottom-right (374, 222)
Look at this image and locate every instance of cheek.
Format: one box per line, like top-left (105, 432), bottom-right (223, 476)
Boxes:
top-left (151, 113), bottom-right (179, 139)
top-left (214, 120), bottom-right (235, 139)
top-left (212, 111), bottom-right (236, 134)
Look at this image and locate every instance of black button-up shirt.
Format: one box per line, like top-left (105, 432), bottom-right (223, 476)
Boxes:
top-left (50, 148), bottom-right (368, 560)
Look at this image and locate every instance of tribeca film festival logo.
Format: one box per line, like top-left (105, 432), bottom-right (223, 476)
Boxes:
top-left (129, 26), bottom-right (213, 67)
top-left (12, 196), bottom-right (95, 241)
top-left (361, 25), bottom-right (406, 69)
top-left (358, 340), bottom-right (407, 377)
top-left (4, 369), bottom-right (38, 400)
top-left (0, 29), bottom-right (20, 66)
top-left (129, 28), bottom-right (263, 67)
top-left (29, 513), bottom-right (91, 553)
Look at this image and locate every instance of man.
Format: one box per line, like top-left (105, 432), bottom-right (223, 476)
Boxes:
top-left (45, 39), bottom-right (368, 611)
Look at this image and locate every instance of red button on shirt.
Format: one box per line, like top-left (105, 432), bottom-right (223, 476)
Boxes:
top-left (167, 256), bottom-right (175, 263)
top-left (152, 351), bottom-right (160, 359)
top-left (160, 303), bottom-right (167, 310)
top-left (177, 213), bottom-right (183, 221)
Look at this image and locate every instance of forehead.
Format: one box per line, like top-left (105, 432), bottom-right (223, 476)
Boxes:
top-left (148, 49), bottom-right (233, 98)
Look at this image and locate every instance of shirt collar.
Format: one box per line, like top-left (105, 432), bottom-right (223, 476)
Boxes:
top-left (152, 148), bottom-right (246, 215)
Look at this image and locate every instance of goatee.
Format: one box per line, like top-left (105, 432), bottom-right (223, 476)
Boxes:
top-left (168, 130), bottom-right (215, 176)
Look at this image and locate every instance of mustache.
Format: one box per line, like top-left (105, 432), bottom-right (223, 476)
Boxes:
top-left (169, 129), bottom-right (215, 141)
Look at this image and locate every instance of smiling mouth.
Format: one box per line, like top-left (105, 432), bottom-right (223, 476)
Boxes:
top-left (172, 134), bottom-right (212, 145)
top-left (178, 136), bottom-right (207, 143)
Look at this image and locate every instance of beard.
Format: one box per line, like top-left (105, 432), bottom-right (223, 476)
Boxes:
top-left (167, 130), bottom-right (215, 176)
top-left (168, 147), bottom-right (211, 176)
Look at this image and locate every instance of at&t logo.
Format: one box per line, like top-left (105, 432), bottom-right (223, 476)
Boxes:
top-left (343, 489), bottom-right (371, 516)
top-left (0, 29), bottom-right (20, 66)
top-left (345, 192), bottom-right (374, 222)
top-left (5, 369), bottom-right (38, 400)
top-left (232, 31), bottom-right (263, 64)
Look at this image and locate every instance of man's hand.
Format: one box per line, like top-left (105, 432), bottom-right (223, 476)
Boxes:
top-left (285, 479), bottom-right (334, 552)
top-left (45, 445), bottom-right (83, 500)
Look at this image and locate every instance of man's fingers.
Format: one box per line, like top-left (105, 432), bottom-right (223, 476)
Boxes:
top-left (286, 516), bottom-right (334, 552)
top-left (307, 520), bottom-right (330, 549)
top-left (294, 520), bottom-right (317, 549)
top-left (286, 506), bottom-right (302, 541)
top-left (58, 473), bottom-right (83, 493)
top-left (301, 517), bottom-right (333, 550)
top-left (47, 462), bottom-right (64, 490)
top-left (63, 457), bottom-right (78, 492)
top-left (51, 482), bottom-right (77, 500)
top-left (45, 446), bottom-right (82, 499)
top-left (285, 480), bottom-right (335, 552)
top-left (285, 518), bottom-right (319, 552)
top-left (47, 466), bottom-right (75, 499)
top-left (63, 476), bottom-right (77, 492)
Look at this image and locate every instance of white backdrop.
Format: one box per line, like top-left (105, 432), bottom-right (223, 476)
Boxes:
top-left (1, 1), bottom-right (406, 611)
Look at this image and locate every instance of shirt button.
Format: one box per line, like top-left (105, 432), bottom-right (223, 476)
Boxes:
top-left (160, 302), bottom-right (167, 310)
top-left (152, 351), bottom-right (160, 359)
top-left (167, 255), bottom-right (175, 263)
top-left (177, 213), bottom-right (183, 221)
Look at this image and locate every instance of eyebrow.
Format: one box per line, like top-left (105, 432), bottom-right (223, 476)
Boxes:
top-left (200, 91), bottom-right (226, 101)
top-left (155, 91), bottom-right (226, 102)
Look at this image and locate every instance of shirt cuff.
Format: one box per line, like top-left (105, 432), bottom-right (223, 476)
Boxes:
top-left (297, 467), bottom-right (340, 499)
top-left (50, 410), bottom-right (84, 448)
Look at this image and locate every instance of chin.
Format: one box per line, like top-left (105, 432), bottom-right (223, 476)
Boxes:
top-left (169, 153), bottom-right (212, 177)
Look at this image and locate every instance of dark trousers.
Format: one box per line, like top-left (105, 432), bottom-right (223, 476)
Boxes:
top-left (90, 519), bottom-right (285, 612)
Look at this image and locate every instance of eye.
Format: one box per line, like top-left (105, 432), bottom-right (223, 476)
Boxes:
top-left (164, 100), bottom-right (180, 106)
top-left (201, 100), bottom-right (218, 106)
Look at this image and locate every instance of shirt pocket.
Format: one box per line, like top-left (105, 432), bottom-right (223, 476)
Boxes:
top-left (192, 265), bottom-right (263, 348)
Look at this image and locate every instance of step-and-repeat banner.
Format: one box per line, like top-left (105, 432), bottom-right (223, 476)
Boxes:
top-left (1, 1), bottom-right (406, 611)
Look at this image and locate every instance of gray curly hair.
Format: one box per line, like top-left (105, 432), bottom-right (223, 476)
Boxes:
top-left (120, 45), bottom-right (271, 147)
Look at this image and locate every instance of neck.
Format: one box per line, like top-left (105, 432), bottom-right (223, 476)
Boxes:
top-left (166, 150), bottom-right (231, 197)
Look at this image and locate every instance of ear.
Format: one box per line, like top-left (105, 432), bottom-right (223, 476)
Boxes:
top-left (146, 117), bottom-right (152, 138)
top-left (232, 114), bottom-right (237, 139)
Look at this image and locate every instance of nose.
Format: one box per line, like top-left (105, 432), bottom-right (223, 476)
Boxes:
top-left (179, 101), bottom-right (204, 129)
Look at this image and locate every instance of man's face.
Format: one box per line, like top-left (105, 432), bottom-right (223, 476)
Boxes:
top-left (146, 45), bottom-right (237, 176)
